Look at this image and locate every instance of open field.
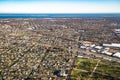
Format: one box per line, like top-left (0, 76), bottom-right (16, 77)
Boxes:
top-left (71, 58), bottom-right (120, 80)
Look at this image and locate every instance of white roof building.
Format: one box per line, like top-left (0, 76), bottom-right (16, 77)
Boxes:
top-left (114, 29), bottom-right (120, 33)
top-left (104, 51), bottom-right (113, 56)
top-left (80, 46), bottom-right (86, 49)
top-left (90, 49), bottom-right (96, 53)
top-left (90, 44), bottom-right (96, 47)
top-left (83, 44), bottom-right (90, 47)
top-left (113, 52), bottom-right (120, 58)
top-left (94, 46), bottom-right (103, 49)
top-left (103, 43), bottom-right (120, 48)
top-left (77, 55), bottom-right (84, 58)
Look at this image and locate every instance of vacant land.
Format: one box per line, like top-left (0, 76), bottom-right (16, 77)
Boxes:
top-left (71, 58), bottom-right (120, 80)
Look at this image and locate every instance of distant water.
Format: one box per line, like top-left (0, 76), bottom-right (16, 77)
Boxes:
top-left (0, 13), bottom-right (120, 18)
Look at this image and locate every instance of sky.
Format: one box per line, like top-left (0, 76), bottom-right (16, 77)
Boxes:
top-left (0, 0), bottom-right (120, 13)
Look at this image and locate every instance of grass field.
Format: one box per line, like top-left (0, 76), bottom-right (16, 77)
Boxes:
top-left (71, 58), bottom-right (120, 80)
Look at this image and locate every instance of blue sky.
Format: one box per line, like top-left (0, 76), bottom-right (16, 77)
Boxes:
top-left (0, 0), bottom-right (120, 13)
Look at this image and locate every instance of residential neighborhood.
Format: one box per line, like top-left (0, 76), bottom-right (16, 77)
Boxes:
top-left (0, 18), bottom-right (120, 80)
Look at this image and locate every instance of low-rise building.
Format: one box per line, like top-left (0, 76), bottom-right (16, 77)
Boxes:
top-left (104, 51), bottom-right (113, 56)
top-left (113, 52), bottom-right (120, 58)
top-left (103, 43), bottom-right (120, 48)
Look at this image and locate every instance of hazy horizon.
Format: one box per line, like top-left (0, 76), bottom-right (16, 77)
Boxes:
top-left (0, 0), bottom-right (120, 13)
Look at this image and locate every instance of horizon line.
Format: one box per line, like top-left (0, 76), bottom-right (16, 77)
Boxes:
top-left (0, 13), bottom-right (120, 14)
